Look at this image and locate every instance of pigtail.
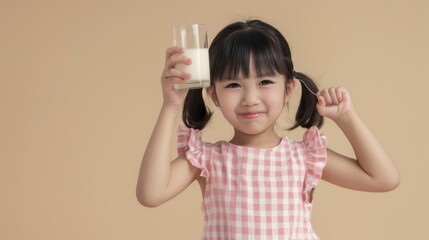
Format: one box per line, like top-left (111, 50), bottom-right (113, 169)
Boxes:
top-left (182, 89), bottom-right (213, 130)
top-left (289, 71), bottom-right (324, 130)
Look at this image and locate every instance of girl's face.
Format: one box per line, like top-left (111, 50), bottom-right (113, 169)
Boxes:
top-left (208, 60), bottom-right (294, 143)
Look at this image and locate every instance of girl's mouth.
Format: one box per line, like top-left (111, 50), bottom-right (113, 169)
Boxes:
top-left (239, 112), bottom-right (263, 119)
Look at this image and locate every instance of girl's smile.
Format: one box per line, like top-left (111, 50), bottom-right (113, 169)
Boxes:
top-left (238, 111), bottom-right (265, 119)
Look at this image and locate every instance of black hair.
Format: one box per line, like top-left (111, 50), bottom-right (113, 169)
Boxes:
top-left (182, 19), bottom-right (323, 130)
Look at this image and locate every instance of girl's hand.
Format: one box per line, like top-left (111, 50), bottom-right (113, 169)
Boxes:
top-left (316, 87), bottom-right (354, 122)
top-left (161, 47), bottom-right (192, 109)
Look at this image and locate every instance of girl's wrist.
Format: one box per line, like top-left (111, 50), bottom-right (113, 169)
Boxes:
top-left (161, 103), bottom-right (182, 114)
top-left (333, 110), bottom-right (359, 127)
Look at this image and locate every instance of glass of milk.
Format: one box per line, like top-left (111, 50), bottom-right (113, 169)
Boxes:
top-left (173, 24), bottom-right (210, 89)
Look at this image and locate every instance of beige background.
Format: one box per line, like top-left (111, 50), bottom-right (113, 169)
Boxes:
top-left (1, 0), bottom-right (428, 239)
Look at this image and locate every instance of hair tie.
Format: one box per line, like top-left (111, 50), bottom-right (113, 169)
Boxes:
top-left (297, 79), bottom-right (318, 97)
top-left (293, 70), bottom-right (317, 96)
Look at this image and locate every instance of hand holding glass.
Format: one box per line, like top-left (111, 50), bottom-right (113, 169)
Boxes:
top-left (173, 24), bottom-right (210, 89)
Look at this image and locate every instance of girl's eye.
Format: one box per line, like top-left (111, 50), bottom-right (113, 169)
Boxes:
top-left (226, 83), bottom-right (241, 88)
top-left (260, 80), bottom-right (274, 85)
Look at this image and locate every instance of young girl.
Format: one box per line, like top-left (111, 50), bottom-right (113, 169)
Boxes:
top-left (137, 19), bottom-right (400, 239)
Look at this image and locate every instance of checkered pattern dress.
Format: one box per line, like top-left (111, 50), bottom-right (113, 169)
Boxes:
top-left (177, 126), bottom-right (327, 240)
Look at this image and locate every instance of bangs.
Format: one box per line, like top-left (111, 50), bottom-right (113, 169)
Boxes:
top-left (210, 29), bottom-right (287, 81)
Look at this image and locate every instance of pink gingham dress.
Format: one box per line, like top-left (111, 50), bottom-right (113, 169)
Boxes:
top-left (177, 126), bottom-right (327, 240)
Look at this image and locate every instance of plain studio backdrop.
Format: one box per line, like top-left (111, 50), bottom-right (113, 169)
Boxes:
top-left (1, 0), bottom-right (428, 239)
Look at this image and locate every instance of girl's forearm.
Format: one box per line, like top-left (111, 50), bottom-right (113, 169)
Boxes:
top-left (334, 111), bottom-right (400, 190)
top-left (136, 105), bottom-right (180, 206)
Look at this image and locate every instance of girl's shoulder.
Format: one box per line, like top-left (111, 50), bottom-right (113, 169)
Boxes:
top-left (302, 126), bottom-right (327, 151)
top-left (274, 126), bottom-right (327, 153)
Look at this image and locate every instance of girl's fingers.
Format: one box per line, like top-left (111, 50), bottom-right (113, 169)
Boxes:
top-left (319, 89), bottom-right (332, 106)
top-left (164, 68), bottom-right (191, 80)
top-left (319, 87), bottom-right (347, 106)
top-left (165, 47), bottom-right (184, 61)
top-left (162, 47), bottom-right (192, 84)
top-left (165, 54), bottom-right (192, 71)
top-left (316, 95), bottom-right (326, 110)
top-left (317, 87), bottom-right (353, 119)
top-left (328, 88), bottom-right (339, 105)
top-left (337, 87), bottom-right (349, 103)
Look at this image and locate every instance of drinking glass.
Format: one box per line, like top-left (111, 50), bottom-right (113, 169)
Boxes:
top-left (173, 24), bottom-right (210, 89)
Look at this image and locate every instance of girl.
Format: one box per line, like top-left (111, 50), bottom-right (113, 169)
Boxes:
top-left (137, 20), bottom-right (400, 239)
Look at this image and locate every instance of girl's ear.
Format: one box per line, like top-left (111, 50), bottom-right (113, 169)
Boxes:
top-left (285, 79), bottom-right (297, 103)
top-left (207, 86), bottom-right (220, 107)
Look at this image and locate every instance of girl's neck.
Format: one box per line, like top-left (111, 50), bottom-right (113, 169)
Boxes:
top-left (229, 128), bottom-right (281, 149)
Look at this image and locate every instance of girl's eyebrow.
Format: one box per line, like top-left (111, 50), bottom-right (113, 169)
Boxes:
top-left (220, 78), bottom-right (244, 83)
top-left (257, 73), bottom-right (281, 80)
top-left (257, 70), bottom-right (278, 78)
top-left (259, 73), bottom-right (277, 78)
top-left (222, 76), bottom-right (246, 81)
top-left (220, 70), bottom-right (279, 81)
top-left (223, 75), bottom-right (278, 82)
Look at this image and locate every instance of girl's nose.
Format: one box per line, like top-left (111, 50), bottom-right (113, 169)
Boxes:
top-left (241, 88), bottom-right (260, 106)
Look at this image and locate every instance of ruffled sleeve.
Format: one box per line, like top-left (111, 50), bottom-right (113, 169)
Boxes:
top-left (177, 125), bottom-right (209, 180)
top-left (303, 126), bottom-right (328, 204)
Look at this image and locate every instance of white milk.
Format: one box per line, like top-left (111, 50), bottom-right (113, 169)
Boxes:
top-left (174, 48), bottom-right (210, 89)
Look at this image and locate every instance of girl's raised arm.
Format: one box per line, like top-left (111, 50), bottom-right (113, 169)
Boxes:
top-left (136, 47), bottom-right (201, 207)
top-left (317, 87), bottom-right (400, 192)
